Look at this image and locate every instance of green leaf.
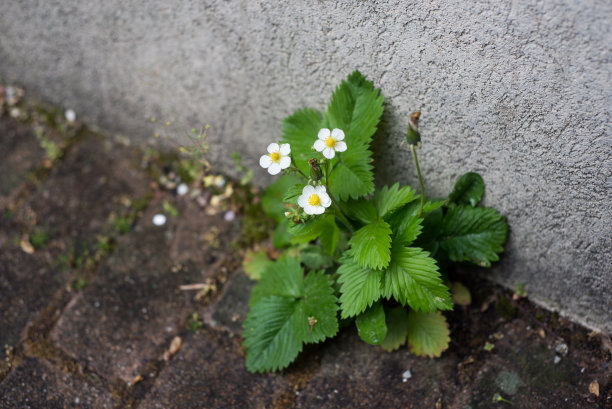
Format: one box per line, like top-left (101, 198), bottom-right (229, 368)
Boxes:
top-left (382, 244), bottom-right (452, 312)
top-left (282, 183), bottom-right (306, 205)
top-left (324, 71), bottom-right (384, 146)
top-left (355, 303), bottom-right (387, 345)
top-left (325, 71), bottom-right (383, 201)
top-left (440, 205), bottom-right (508, 267)
top-left (337, 257), bottom-right (384, 318)
top-left (344, 198), bottom-right (377, 225)
top-left (261, 175), bottom-right (302, 222)
top-left (249, 257), bottom-right (304, 307)
top-left (406, 311), bottom-right (450, 358)
top-left (272, 219), bottom-right (292, 249)
top-left (328, 154), bottom-right (375, 201)
top-left (281, 108), bottom-right (322, 176)
top-left (349, 219), bottom-right (393, 270)
top-left (243, 249), bottom-right (271, 280)
top-left (302, 271), bottom-right (339, 343)
top-left (244, 265), bottom-right (339, 372)
top-left (414, 206), bottom-right (443, 255)
top-left (387, 203), bottom-right (423, 246)
top-left (243, 296), bottom-right (304, 372)
top-left (448, 172), bottom-right (484, 207)
top-left (374, 183), bottom-right (418, 218)
top-left (300, 245), bottom-right (334, 269)
top-left (319, 217), bottom-right (340, 255)
top-left (289, 215), bottom-right (339, 255)
top-left (451, 282), bottom-right (472, 306)
top-left (380, 307), bottom-right (410, 351)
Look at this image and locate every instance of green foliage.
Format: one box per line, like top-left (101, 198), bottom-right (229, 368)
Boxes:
top-left (242, 71), bottom-right (508, 373)
top-left (337, 257), bottom-right (383, 318)
top-left (261, 175), bottom-right (302, 222)
top-left (349, 219), bottom-right (393, 270)
top-left (355, 303), bottom-right (387, 345)
top-left (243, 249), bottom-right (271, 280)
top-left (380, 307), bottom-right (410, 351)
top-left (406, 311), bottom-right (450, 357)
top-left (439, 205), bottom-right (507, 267)
top-left (243, 259), bottom-right (338, 372)
top-left (382, 244), bottom-right (453, 312)
top-left (448, 172), bottom-right (484, 207)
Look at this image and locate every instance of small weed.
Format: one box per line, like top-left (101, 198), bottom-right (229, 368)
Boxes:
top-left (29, 229), bottom-right (49, 249)
top-left (163, 200), bottom-right (179, 217)
top-left (71, 277), bottom-right (88, 291)
top-left (112, 216), bottom-right (133, 234)
top-left (188, 312), bottom-right (204, 334)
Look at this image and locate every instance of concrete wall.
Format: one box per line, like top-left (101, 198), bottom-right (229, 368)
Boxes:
top-left (1, 1), bottom-right (610, 333)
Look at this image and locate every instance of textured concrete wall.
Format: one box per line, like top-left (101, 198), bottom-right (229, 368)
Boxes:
top-left (1, 1), bottom-right (610, 333)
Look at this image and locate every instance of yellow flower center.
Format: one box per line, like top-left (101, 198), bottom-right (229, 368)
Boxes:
top-left (269, 151), bottom-right (281, 162)
top-left (325, 137), bottom-right (336, 148)
top-left (308, 194), bottom-right (321, 206)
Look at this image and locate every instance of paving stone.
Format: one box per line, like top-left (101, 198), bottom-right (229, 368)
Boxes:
top-left (206, 270), bottom-right (254, 334)
top-left (16, 131), bottom-right (149, 257)
top-left (138, 327), bottom-right (291, 409)
top-left (459, 320), bottom-right (604, 409)
top-left (0, 245), bottom-right (61, 361)
top-left (0, 118), bottom-right (45, 206)
top-left (50, 198), bottom-right (239, 383)
top-left (0, 357), bottom-right (116, 409)
top-left (295, 330), bottom-right (459, 409)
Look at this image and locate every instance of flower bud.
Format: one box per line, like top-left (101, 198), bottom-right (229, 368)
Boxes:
top-left (406, 111), bottom-right (421, 146)
top-left (308, 158), bottom-right (323, 181)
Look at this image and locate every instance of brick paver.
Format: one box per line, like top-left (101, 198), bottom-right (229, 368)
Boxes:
top-left (0, 357), bottom-right (116, 409)
top-left (139, 327), bottom-right (292, 409)
top-left (50, 198), bottom-right (238, 383)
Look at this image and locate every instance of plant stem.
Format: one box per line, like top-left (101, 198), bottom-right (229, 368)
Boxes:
top-left (412, 145), bottom-right (425, 217)
top-left (291, 157), bottom-right (308, 179)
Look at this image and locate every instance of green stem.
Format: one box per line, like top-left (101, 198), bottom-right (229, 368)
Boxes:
top-left (412, 145), bottom-right (425, 217)
top-left (290, 157), bottom-right (308, 179)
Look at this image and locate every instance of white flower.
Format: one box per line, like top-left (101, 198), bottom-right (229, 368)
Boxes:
top-left (259, 143), bottom-right (291, 175)
top-left (313, 128), bottom-right (347, 159)
top-left (297, 185), bottom-right (332, 215)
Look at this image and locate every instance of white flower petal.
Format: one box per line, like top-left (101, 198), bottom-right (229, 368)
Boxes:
top-left (313, 139), bottom-right (326, 152)
top-left (319, 193), bottom-right (332, 208)
top-left (260, 155), bottom-right (272, 168)
top-left (279, 143), bottom-right (291, 155)
top-left (335, 141), bottom-right (347, 152)
top-left (267, 143), bottom-right (280, 154)
top-left (303, 204), bottom-right (316, 215)
top-left (279, 156), bottom-right (291, 169)
top-left (314, 185), bottom-right (327, 195)
top-left (318, 128), bottom-right (331, 140)
top-left (298, 194), bottom-right (308, 208)
top-left (302, 185), bottom-right (316, 195)
top-left (268, 163), bottom-right (281, 175)
top-left (331, 128), bottom-right (345, 140)
top-left (312, 205), bottom-right (325, 215)
top-left (322, 147), bottom-right (336, 159)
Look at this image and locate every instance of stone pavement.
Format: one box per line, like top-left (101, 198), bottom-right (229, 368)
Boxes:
top-left (0, 111), bottom-right (610, 409)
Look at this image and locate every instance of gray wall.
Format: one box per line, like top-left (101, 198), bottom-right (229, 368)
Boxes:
top-left (1, 1), bottom-right (611, 333)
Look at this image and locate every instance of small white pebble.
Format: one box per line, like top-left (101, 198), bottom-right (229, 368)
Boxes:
top-left (553, 355), bottom-right (561, 364)
top-left (177, 183), bottom-right (189, 196)
top-left (153, 214), bottom-right (167, 226)
top-left (9, 108), bottom-right (20, 118)
top-left (74, 397), bottom-right (80, 404)
top-left (224, 210), bottom-right (236, 221)
top-left (402, 369), bottom-right (412, 382)
top-left (65, 109), bottom-right (76, 122)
